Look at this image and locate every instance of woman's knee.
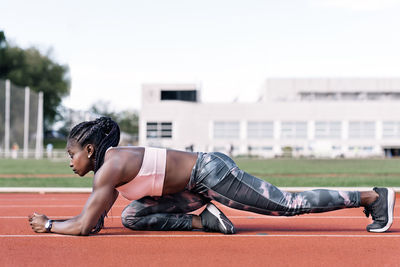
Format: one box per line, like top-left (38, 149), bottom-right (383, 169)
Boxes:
top-left (121, 202), bottom-right (144, 229)
top-left (121, 214), bottom-right (142, 229)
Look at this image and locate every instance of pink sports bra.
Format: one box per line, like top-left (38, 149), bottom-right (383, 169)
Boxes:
top-left (114, 147), bottom-right (167, 201)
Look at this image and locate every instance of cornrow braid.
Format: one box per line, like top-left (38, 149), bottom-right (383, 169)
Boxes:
top-left (68, 117), bottom-right (120, 173)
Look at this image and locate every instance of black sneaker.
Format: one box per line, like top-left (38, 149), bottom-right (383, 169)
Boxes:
top-left (364, 187), bottom-right (395, 233)
top-left (200, 203), bottom-right (236, 234)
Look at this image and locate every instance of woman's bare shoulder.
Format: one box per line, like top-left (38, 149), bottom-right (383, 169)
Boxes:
top-left (96, 146), bottom-right (145, 187)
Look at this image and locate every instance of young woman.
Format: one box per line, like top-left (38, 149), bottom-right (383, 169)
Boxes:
top-left (29, 117), bottom-right (396, 235)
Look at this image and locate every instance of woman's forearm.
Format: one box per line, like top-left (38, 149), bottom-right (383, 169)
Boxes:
top-left (49, 216), bottom-right (87, 235)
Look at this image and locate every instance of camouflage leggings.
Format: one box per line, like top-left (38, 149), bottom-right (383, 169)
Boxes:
top-left (121, 152), bottom-right (361, 231)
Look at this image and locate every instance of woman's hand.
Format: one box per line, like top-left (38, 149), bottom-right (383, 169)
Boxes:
top-left (28, 212), bottom-right (49, 233)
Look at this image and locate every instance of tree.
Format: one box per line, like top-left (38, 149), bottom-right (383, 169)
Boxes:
top-left (116, 110), bottom-right (139, 136)
top-left (0, 31), bottom-right (8, 70)
top-left (89, 101), bottom-right (139, 135)
top-left (0, 31), bottom-right (6, 48)
top-left (0, 31), bottom-right (70, 130)
top-left (89, 100), bottom-right (116, 119)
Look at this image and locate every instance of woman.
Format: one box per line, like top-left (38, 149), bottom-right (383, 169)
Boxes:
top-left (29, 117), bottom-right (395, 235)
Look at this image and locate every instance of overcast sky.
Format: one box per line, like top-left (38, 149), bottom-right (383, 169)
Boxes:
top-left (1, 0), bottom-right (400, 111)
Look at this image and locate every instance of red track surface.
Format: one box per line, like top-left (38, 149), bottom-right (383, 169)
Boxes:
top-left (1, 193), bottom-right (399, 267)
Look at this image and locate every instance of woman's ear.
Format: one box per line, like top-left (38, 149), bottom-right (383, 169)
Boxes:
top-left (86, 144), bottom-right (95, 159)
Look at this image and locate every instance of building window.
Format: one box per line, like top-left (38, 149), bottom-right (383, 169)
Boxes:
top-left (390, 93), bottom-right (400, 100)
top-left (314, 93), bottom-right (337, 100)
top-left (341, 92), bottom-right (361, 101)
top-left (299, 92), bottom-right (313, 101)
top-left (247, 121), bottom-right (273, 139)
top-left (383, 121), bottom-right (400, 139)
top-left (161, 90), bottom-right (197, 102)
top-left (281, 122), bottom-right (307, 139)
top-left (349, 121), bottom-right (375, 139)
top-left (213, 121), bottom-right (240, 139)
top-left (366, 92), bottom-right (383, 100)
top-left (315, 121), bottom-right (341, 139)
top-left (349, 146), bottom-right (374, 151)
top-left (146, 122), bottom-right (172, 139)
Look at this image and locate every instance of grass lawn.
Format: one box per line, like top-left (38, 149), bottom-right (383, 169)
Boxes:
top-left (1, 158), bottom-right (400, 187)
top-left (0, 177), bottom-right (93, 187)
top-left (0, 159), bottom-right (71, 175)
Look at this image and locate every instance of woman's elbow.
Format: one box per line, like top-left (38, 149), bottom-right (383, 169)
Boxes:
top-left (74, 219), bottom-right (93, 236)
top-left (79, 225), bottom-right (94, 236)
top-left (79, 231), bottom-right (91, 236)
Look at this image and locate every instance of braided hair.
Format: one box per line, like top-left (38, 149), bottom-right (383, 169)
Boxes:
top-left (68, 117), bottom-right (120, 173)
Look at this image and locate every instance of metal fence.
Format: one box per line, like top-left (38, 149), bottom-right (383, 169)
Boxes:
top-left (0, 79), bottom-right (43, 158)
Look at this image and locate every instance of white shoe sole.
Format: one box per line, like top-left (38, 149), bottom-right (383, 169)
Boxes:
top-left (369, 188), bottom-right (395, 233)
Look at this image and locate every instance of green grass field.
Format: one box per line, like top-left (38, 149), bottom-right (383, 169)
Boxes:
top-left (0, 158), bottom-right (400, 187)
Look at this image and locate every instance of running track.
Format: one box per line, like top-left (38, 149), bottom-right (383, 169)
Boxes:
top-left (1, 193), bottom-right (399, 267)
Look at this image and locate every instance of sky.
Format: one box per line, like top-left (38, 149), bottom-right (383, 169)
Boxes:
top-left (1, 0), bottom-right (400, 112)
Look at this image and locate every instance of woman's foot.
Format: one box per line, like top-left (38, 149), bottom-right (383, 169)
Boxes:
top-left (364, 187), bottom-right (396, 233)
top-left (200, 203), bottom-right (236, 234)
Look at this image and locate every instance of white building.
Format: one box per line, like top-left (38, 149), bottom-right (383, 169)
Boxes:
top-left (139, 78), bottom-right (400, 158)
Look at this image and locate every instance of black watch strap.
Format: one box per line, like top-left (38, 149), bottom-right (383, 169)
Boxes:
top-left (45, 220), bottom-right (53, 232)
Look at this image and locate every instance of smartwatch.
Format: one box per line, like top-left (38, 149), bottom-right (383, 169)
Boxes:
top-left (45, 220), bottom-right (53, 232)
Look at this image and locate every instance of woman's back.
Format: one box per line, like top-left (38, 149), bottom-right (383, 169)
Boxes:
top-left (105, 146), bottom-right (198, 195)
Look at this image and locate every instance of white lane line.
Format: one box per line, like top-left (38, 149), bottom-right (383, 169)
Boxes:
top-left (0, 216), bottom-right (121, 219)
top-left (0, 205), bottom-right (126, 208)
top-left (1, 234), bottom-right (400, 238)
top-left (0, 200), bottom-right (89, 202)
top-left (1, 205), bottom-right (399, 210)
top-left (228, 216), bottom-right (400, 219)
top-left (1, 216), bottom-right (400, 219)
